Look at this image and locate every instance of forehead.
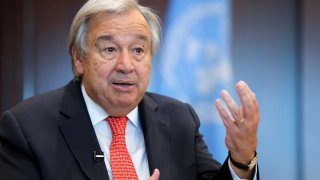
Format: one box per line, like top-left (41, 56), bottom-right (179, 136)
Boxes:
top-left (87, 9), bottom-right (151, 42)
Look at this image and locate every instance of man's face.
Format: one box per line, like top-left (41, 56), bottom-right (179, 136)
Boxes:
top-left (73, 9), bottom-right (152, 116)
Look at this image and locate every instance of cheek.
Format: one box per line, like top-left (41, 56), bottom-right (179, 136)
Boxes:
top-left (90, 61), bottom-right (99, 74)
top-left (137, 61), bottom-right (152, 83)
top-left (85, 58), bottom-right (114, 77)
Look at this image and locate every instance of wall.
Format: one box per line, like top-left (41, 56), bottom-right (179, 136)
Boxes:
top-left (0, 0), bottom-right (24, 111)
top-left (232, 0), bottom-right (300, 179)
top-left (233, 0), bottom-right (320, 179)
top-left (302, 0), bottom-right (320, 179)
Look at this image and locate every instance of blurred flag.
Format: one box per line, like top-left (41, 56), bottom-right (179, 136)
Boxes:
top-left (150, 0), bottom-right (233, 162)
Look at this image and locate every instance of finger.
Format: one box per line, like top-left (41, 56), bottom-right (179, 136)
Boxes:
top-left (237, 81), bottom-right (258, 105)
top-left (220, 90), bottom-right (243, 121)
top-left (149, 169), bottom-right (160, 180)
top-left (235, 81), bottom-right (258, 120)
top-left (215, 99), bottom-right (233, 127)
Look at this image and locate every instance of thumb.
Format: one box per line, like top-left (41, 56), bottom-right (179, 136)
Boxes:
top-left (148, 169), bottom-right (160, 180)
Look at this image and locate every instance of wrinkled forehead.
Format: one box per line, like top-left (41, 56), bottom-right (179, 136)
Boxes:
top-left (87, 9), bottom-right (151, 42)
top-left (88, 8), bottom-right (150, 32)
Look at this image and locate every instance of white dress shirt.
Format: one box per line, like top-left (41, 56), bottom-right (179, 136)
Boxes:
top-left (81, 84), bottom-right (257, 180)
top-left (81, 85), bottom-right (150, 180)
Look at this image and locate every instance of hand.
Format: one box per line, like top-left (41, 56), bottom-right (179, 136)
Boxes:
top-left (215, 81), bottom-right (259, 176)
top-left (148, 169), bottom-right (160, 180)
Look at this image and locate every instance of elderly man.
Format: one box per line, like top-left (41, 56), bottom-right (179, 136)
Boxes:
top-left (0, 0), bottom-right (259, 179)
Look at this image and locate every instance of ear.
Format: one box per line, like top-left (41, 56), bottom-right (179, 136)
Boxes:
top-left (72, 47), bottom-right (84, 76)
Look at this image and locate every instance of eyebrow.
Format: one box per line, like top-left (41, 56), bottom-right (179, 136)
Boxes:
top-left (96, 35), bottom-right (114, 42)
top-left (135, 34), bottom-right (148, 41)
top-left (96, 34), bottom-right (149, 43)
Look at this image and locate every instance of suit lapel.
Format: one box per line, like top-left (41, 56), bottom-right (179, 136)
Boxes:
top-left (139, 94), bottom-right (172, 180)
top-left (58, 81), bottom-right (109, 180)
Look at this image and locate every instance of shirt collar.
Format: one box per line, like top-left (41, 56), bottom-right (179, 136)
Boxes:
top-left (81, 83), bottom-right (141, 129)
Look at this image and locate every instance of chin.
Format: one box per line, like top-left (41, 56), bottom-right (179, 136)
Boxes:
top-left (116, 97), bottom-right (138, 107)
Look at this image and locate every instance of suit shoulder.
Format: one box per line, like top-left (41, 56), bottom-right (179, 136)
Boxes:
top-left (144, 92), bottom-right (195, 114)
top-left (144, 92), bottom-right (199, 121)
top-left (145, 92), bottom-right (186, 106)
top-left (9, 85), bottom-right (66, 115)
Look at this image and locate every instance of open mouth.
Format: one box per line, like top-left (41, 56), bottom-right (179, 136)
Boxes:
top-left (112, 81), bottom-right (135, 92)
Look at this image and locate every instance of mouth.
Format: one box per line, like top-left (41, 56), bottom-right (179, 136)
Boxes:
top-left (113, 82), bottom-right (133, 86)
top-left (112, 81), bottom-right (135, 92)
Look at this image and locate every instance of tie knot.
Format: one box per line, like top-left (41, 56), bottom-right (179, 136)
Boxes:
top-left (106, 116), bottom-right (128, 136)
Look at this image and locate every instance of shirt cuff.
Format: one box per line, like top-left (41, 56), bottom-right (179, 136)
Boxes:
top-left (228, 158), bottom-right (258, 180)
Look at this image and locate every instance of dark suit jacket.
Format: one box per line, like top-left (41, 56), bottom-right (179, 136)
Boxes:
top-left (0, 80), bottom-right (250, 180)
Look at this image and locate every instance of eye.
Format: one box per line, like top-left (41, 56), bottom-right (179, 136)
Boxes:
top-left (100, 47), bottom-right (117, 60)
top-left (134, 47), bottom-right (144, 54)
top-left (104, 47), bottom-right (116, 53)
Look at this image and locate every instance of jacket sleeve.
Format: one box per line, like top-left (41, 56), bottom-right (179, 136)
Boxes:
top-left (186, 104), bottom-right (259, 180)
top-left (0, 111), bottom-right (41, 179)
top-left (186, 103), bottom-right (234, 180)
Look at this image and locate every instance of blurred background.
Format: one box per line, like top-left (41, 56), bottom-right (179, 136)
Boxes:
top-left (1, 0), bottom-right (319, 179)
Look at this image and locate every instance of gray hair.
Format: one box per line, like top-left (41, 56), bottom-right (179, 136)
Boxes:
top-left (68, 0), bottom-right (162, 79)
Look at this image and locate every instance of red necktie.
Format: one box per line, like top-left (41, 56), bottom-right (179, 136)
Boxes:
top-left (106, 116), bottom-right (138, 180)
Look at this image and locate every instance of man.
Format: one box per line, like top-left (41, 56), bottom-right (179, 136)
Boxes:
top-left (0, 0), bottom-right (260, 179)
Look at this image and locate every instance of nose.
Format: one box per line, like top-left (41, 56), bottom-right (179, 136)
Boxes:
top-left (115, 50), bottom-right (135, 73)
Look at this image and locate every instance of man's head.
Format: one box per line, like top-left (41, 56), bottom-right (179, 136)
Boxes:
top-left (68, 0), bottom-right (161, 116)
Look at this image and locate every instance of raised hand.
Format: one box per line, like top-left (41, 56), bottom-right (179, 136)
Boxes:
top-left (215, 81), bottom-right (259, 178)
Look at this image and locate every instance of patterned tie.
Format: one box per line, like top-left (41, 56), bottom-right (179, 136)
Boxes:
top-left (106, 116), bottom-right (138, 180)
